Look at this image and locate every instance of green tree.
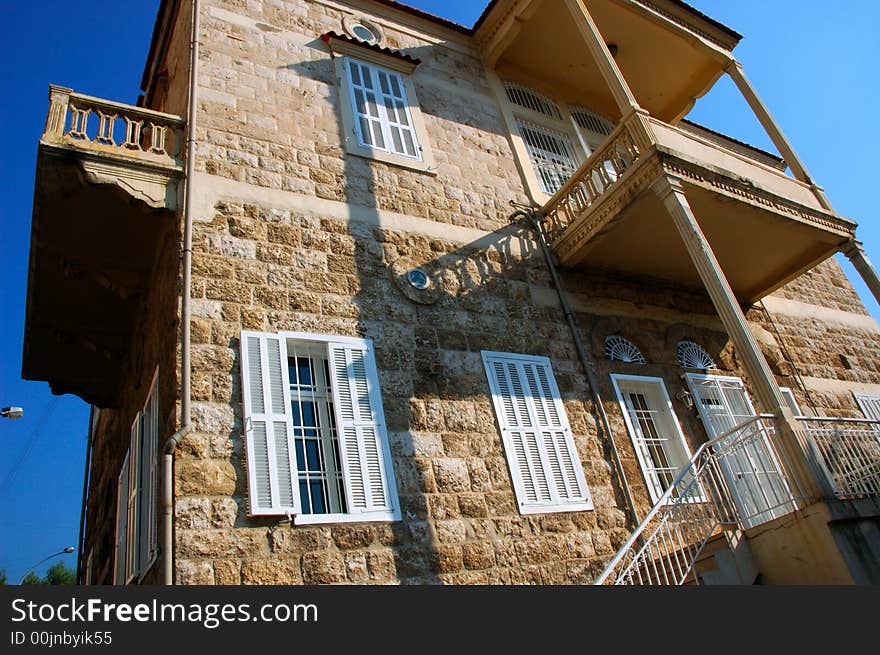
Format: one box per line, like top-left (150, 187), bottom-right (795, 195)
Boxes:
top-left (18, 562), bottom-right (76, 585)
top-left (44, 562), bottom-right (76, 585)
top-left (0, 569), bottom-right (7, 585)
top-left (20, 571), bottom-right (42, 585)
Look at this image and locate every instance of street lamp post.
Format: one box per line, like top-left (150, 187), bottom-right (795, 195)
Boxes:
top-left (18, 547), bottom-right (75, 584)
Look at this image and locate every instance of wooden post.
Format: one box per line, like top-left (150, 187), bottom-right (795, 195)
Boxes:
top-left (726, 60), bottom-right (832, 211)
top-left (564, 0), bottom-right (642, 116)
top-left (842, 240), bottom-right (880, 308)
top-left (655, 175), bottom-right (822, 499)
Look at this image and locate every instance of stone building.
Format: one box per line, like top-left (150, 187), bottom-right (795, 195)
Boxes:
top-left (24, 0), bottom-right (880, 585)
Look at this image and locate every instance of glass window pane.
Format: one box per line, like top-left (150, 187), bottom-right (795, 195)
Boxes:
top-left (389, 76), bottom-right (402, 98)
top-left (349, 61), bottom-right (361, 86)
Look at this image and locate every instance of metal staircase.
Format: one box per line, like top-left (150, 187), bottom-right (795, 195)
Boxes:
top-left (594, 414), bottom-right (795, 585)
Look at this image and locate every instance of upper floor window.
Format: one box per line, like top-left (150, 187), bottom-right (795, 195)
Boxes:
top-left (346, 58), bottom-right (420, 160)
top-left (324, 32), bottom-right (436, 174)
top-left (499, 79), bottom-right (614, 196)
top-left (240, 331), bottom-right (400, 524)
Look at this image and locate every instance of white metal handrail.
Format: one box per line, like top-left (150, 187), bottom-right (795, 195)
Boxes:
top-left (799, 417), bottom-right (880, 498)
top-left (594, 413), bottom-right (796, 585)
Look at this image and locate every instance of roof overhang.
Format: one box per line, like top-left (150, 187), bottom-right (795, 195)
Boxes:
top-left (474, 0), bottom-right (739, 123)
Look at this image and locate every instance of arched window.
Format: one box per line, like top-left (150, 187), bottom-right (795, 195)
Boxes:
top-left (677, 340), bottom-right (716, 369)
top-left (605, 336), bottom-right (646, 364)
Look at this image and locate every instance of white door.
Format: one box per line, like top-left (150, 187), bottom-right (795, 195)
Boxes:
top-left (611, 375), bottom-right (701, 505)
top-left (685, 374), bottom-right (795, 527)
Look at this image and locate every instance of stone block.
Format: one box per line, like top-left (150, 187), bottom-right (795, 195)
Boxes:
top-left (301, 552), bottom-right (346, 584)
top-left (241, 559), bottom-right (302, 585)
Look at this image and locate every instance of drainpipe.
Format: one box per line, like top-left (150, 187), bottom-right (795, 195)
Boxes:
top-left (510, 205), bottom-right (640, 525)
top-left (162, 0), bottom-right (200, 586)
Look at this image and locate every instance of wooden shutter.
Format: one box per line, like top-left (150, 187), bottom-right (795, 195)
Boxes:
top-left (482, 351), bottom-right (592, 514)
top-left (240, 331), bottom-right (300, 516)
top-left (328, 339), bottom-right (399, 519)
top-left (855, 393), bottom-right (880, 421)
top-left (114, 451), bottom-right (130, 585)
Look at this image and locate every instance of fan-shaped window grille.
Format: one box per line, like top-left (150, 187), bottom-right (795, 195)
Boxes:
top-left (677, 340), bottom-right (716, 369)
top-left (605, 336), bottom-right (646, 364)
top-left (503, 81), bottom-right (562, 120)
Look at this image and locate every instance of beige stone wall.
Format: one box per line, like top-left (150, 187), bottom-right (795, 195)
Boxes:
top-left (89, 0), bottom-right (880, 585)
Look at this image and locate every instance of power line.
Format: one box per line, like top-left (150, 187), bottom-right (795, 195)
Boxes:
top-left (0, 397), bottom-right (62, 493)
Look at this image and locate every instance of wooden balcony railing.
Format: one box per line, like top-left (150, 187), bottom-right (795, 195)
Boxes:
top-left (42, 85), bottom-right (186, 171)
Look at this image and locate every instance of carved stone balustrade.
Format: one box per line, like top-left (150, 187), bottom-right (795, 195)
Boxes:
top-left (41, 85), bottom-right (186, 209)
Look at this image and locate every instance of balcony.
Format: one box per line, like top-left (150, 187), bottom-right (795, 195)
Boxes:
top-left (23, 86), bottom-right (185, 407)
top-left (541, 111), bottom-right (857, 303)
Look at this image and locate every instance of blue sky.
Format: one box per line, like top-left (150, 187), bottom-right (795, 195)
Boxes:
top-left (0, 0), bottom-right (877, 584)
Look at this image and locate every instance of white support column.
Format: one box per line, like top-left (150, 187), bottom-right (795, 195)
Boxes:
top-left (842, 240), bottom-right (880, 307)
top-left (564, 0), bottom-right (642, 116)
top-left (655, 175), bottom-right (822, 499)
top-left (725, 60), bottom-right (832, 211)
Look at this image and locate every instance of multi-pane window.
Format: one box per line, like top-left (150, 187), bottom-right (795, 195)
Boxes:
top-left (287, 345), bottom-right (346, 515)
top-left (482, 351), bottom-right (593, 514)
top-left (611, 375), bottom-right (697, 504)
top-left (114, 370), bottom-right (159, 584)
top-left (240, 331), bottom-right (400, 524)
top-left (501, 80), bottom-right (615, 196)
top-left (685, 373), bottom-right (795, 526)
top-left (345, 58), bottom-right (420, 160)
top-left (516, 119), bottom-right (580, 195)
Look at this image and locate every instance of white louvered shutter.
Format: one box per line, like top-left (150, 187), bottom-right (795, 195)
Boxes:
top-left (126, 419), bottom-right (139, 582)
top-left (482, 352), bottom-right (593, 514)
top-left (114, 451), bottom-right (130, 585)
top-left (241, 331), bottom-right (300, 516)
top-left (139, 377), bottom-right (159, 572)
top-left (855, 393), bottom-right (880, 421)
top-left (346, 58), bottom-right (421, 160)
top-left (328, 340), bottom-right (399, 519)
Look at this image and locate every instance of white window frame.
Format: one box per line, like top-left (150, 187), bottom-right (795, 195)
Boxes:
top-left (327, 37), bottom-right (436, 174)
top-left (685, 373), bottom-right (795, 527)
top-left (240, 330), bottom-right (401, 525)
top-left (481, 350), bottom-right (593, 515)
top-left (115, 369), bottom-right (159, 584)
top-left (488, 73), bottom-right (616, 203)
top-left (610, 374), bottom-right (701, 505)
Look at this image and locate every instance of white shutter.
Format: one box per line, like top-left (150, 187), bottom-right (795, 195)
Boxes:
top-left (114, 451), bottom-right (130, 585)
top-left (139, 374), bottom-right (159, 572)
top-left (241, 331), bottom-right (301, 516)
top-left (345, 58), bottom-right (421, 160)
top-left (328, 339), bottom-right (399, 519)
top-left (482, 351), bottom-right (593, 514)
top-left (855, 393), bottom-right (880, 421)
top-left (125, 419), bottom-right (139, 582)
